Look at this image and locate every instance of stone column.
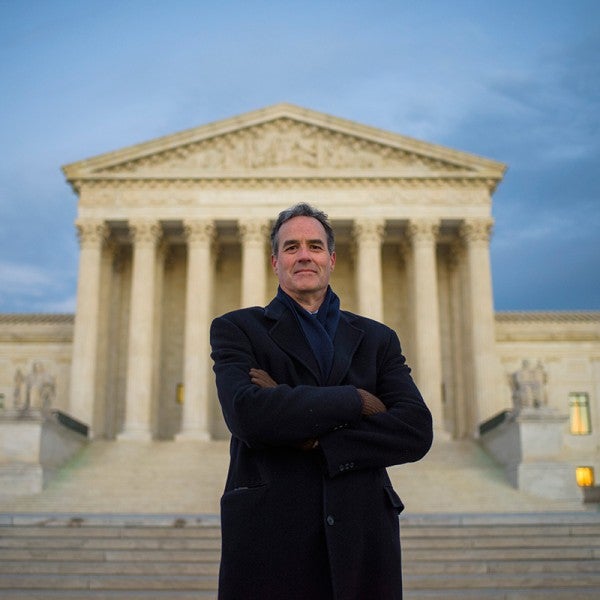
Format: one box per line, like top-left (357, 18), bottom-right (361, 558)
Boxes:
top-left (447, 241), bottom-right (470, 438)
top-left (460, 218), bottom-right (500, 429)
top-left (408, 219), bottom-right (443, 432)
top-left (239, 219), bottom-right (269, 308)
top-left (118, 220), bottom-right (161, 441)
top-left (353, 219), bottom-right (385, 322)
top-left (68, 219), bottom-right (108, 435)
top-left (176, 219), bottom-right (216, 441)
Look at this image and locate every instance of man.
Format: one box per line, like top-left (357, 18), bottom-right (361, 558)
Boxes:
top-left (210, 203), bottom-right (433, 600)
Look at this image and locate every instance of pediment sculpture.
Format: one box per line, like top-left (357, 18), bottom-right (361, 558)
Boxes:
top-left (97, 118), bottom-right (466, 175)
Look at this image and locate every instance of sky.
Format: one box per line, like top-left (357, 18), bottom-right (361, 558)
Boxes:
top-left (0, 0), bottom-right (598, 313)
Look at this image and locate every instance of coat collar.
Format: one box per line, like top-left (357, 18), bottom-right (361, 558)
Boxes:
top-left (264, 297), bottom-right (364, 385)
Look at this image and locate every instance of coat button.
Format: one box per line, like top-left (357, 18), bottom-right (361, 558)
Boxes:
top-left (326, 515), bottom-right (335, 526)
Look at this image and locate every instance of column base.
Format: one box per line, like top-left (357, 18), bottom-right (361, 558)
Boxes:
top-left (117, 428), bottom-right (153, 442)
top-left (175, 429), bottom-right (212, 442)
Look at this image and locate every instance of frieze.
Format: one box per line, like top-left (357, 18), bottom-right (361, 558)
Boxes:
top-left (78, 186), bottom-right (489, 212)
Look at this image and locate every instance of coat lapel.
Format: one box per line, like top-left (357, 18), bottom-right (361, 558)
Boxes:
top-left (265, 299), bottom-right (322, 381)
top-left (327, 313), bottom-right (364, 385)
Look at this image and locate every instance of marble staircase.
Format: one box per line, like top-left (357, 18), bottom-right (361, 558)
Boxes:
top-left (1, 513), bottom-right (600, 599)
top-left (1, 437), bottom-right (599, 598)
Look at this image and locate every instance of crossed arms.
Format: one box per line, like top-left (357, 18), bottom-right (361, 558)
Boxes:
top-left (211, 313), bottom-right (433, 474)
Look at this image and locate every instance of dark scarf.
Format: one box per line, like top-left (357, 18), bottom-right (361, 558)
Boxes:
top-left (276, 286), bottom-right (340, 384)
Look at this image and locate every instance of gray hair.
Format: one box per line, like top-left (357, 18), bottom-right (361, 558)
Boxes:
top-left (270, 203), bottom-right (335, 255)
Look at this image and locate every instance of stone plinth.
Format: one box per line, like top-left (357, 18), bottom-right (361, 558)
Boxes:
top-left (480, 408), bottom-right (582, 501)
top-left (0, 409), bottom-right (88, 496)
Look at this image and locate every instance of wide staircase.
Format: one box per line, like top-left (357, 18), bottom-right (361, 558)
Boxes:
top-left (1, 438), bottom-right (599, 598)
top-left (1, 512), bottom-right (600, 599)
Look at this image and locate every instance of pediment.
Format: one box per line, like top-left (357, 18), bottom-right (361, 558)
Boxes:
top-left (63, 104), bottom-right (505, 182)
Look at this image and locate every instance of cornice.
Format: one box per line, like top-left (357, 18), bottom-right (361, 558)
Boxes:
top-left (495, 311), bottom-right (600, 323)
top-left (495, 311), bottom-right (600, 343)
top-left (0, 314), bottom-right (74, 343)
top-left (0, 314), bottom-right (74, 324)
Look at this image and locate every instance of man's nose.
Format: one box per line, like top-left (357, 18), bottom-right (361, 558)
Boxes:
top-left (297, 245), bottom-right (311, 260)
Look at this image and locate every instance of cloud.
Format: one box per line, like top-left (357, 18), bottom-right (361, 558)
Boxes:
top-left (0, 261), bottom-right (55, 296)
top-left (0, 261), bottom-right (76, 313)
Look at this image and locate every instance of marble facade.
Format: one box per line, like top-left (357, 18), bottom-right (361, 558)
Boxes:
top-left (1, 105), bottom-right (599, 463)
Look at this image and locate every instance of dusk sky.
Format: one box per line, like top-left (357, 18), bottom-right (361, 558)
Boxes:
top-left (1, 0), bottom-right (598, 313)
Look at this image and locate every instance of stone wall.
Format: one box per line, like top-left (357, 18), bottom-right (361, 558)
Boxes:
top-left (495, 311), bottom-right (600, 476)
top-left (0, 315), bottom-right (73, 415)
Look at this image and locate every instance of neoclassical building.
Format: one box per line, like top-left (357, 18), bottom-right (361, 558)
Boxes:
top-left (1, 105), bottom-right (599, 456)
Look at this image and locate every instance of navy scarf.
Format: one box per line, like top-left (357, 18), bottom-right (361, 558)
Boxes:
top-left (276, 286), bottom-right (340, 384)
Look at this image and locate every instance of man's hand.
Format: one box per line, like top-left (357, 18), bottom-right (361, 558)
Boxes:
top-left (250, 368), bottom-right (277, 388)
top-left (357, 388), bottom-right (387, 416)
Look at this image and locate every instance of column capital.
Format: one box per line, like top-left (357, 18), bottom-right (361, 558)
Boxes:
top-left (75, 219), bottom-right (108, 247)
top-left (459, 218), bottom-right (494, 244)
top-left (128, 220), bottom-right (162, 246)
top-left (407, 219), bottom-right (440, 243)
top-left (352, 219), bottom-right (385, 244)
top-left (238, 219), bottom-right (270, 245)
top-left (183, 219), bottom-right (216, 244)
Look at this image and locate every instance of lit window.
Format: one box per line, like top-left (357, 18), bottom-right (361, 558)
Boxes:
top-left (569, 392), bottom-right (591, 435)
top-left (576, 466), bottom-right (595, 487)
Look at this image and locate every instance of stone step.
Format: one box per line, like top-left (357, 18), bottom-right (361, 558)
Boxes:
top-left (403, 558), bottom-right (600, 575)
top-left (404, 571), bottom-right (600, 590)
top-left (5, 522), bottom-right (599, 537)
top-left (0, 548), bottom-right (221, 562)
top-left (0, 536), bottom-right (222, 550)
top-left (3, 571), bottom-right (600, 592)
top-left (0, 593), bottom-right (217, 599)
top-left (0, 574), bottom-right (218, 591)
top-left (403, 585), bottom-right (600, 600)
top-left (0, 560), bottom-right (219, 576)
top-left (405, 546), bottom-right (597, 560)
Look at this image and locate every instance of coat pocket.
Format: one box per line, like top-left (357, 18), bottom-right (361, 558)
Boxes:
top-left (384, 484), bottom-right (405, 514)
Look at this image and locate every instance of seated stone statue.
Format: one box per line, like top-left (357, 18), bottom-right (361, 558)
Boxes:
top-left (13, 362), bottom-right (56, 413)
top-left (510, 359), bottom-right (548, 410)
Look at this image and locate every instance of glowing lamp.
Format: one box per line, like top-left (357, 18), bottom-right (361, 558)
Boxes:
top-left (576, 466), bottom-right (595, 487)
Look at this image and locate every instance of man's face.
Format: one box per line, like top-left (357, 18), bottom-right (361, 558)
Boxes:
top-left (271, 216), bottom-right (336, 301)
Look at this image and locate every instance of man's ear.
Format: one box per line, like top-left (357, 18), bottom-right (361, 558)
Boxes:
top-left (271, 254), bottom-right (278, 273)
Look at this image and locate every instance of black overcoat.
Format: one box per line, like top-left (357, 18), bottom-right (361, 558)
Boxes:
top-left (210, 296), bottom-right (433, 600)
